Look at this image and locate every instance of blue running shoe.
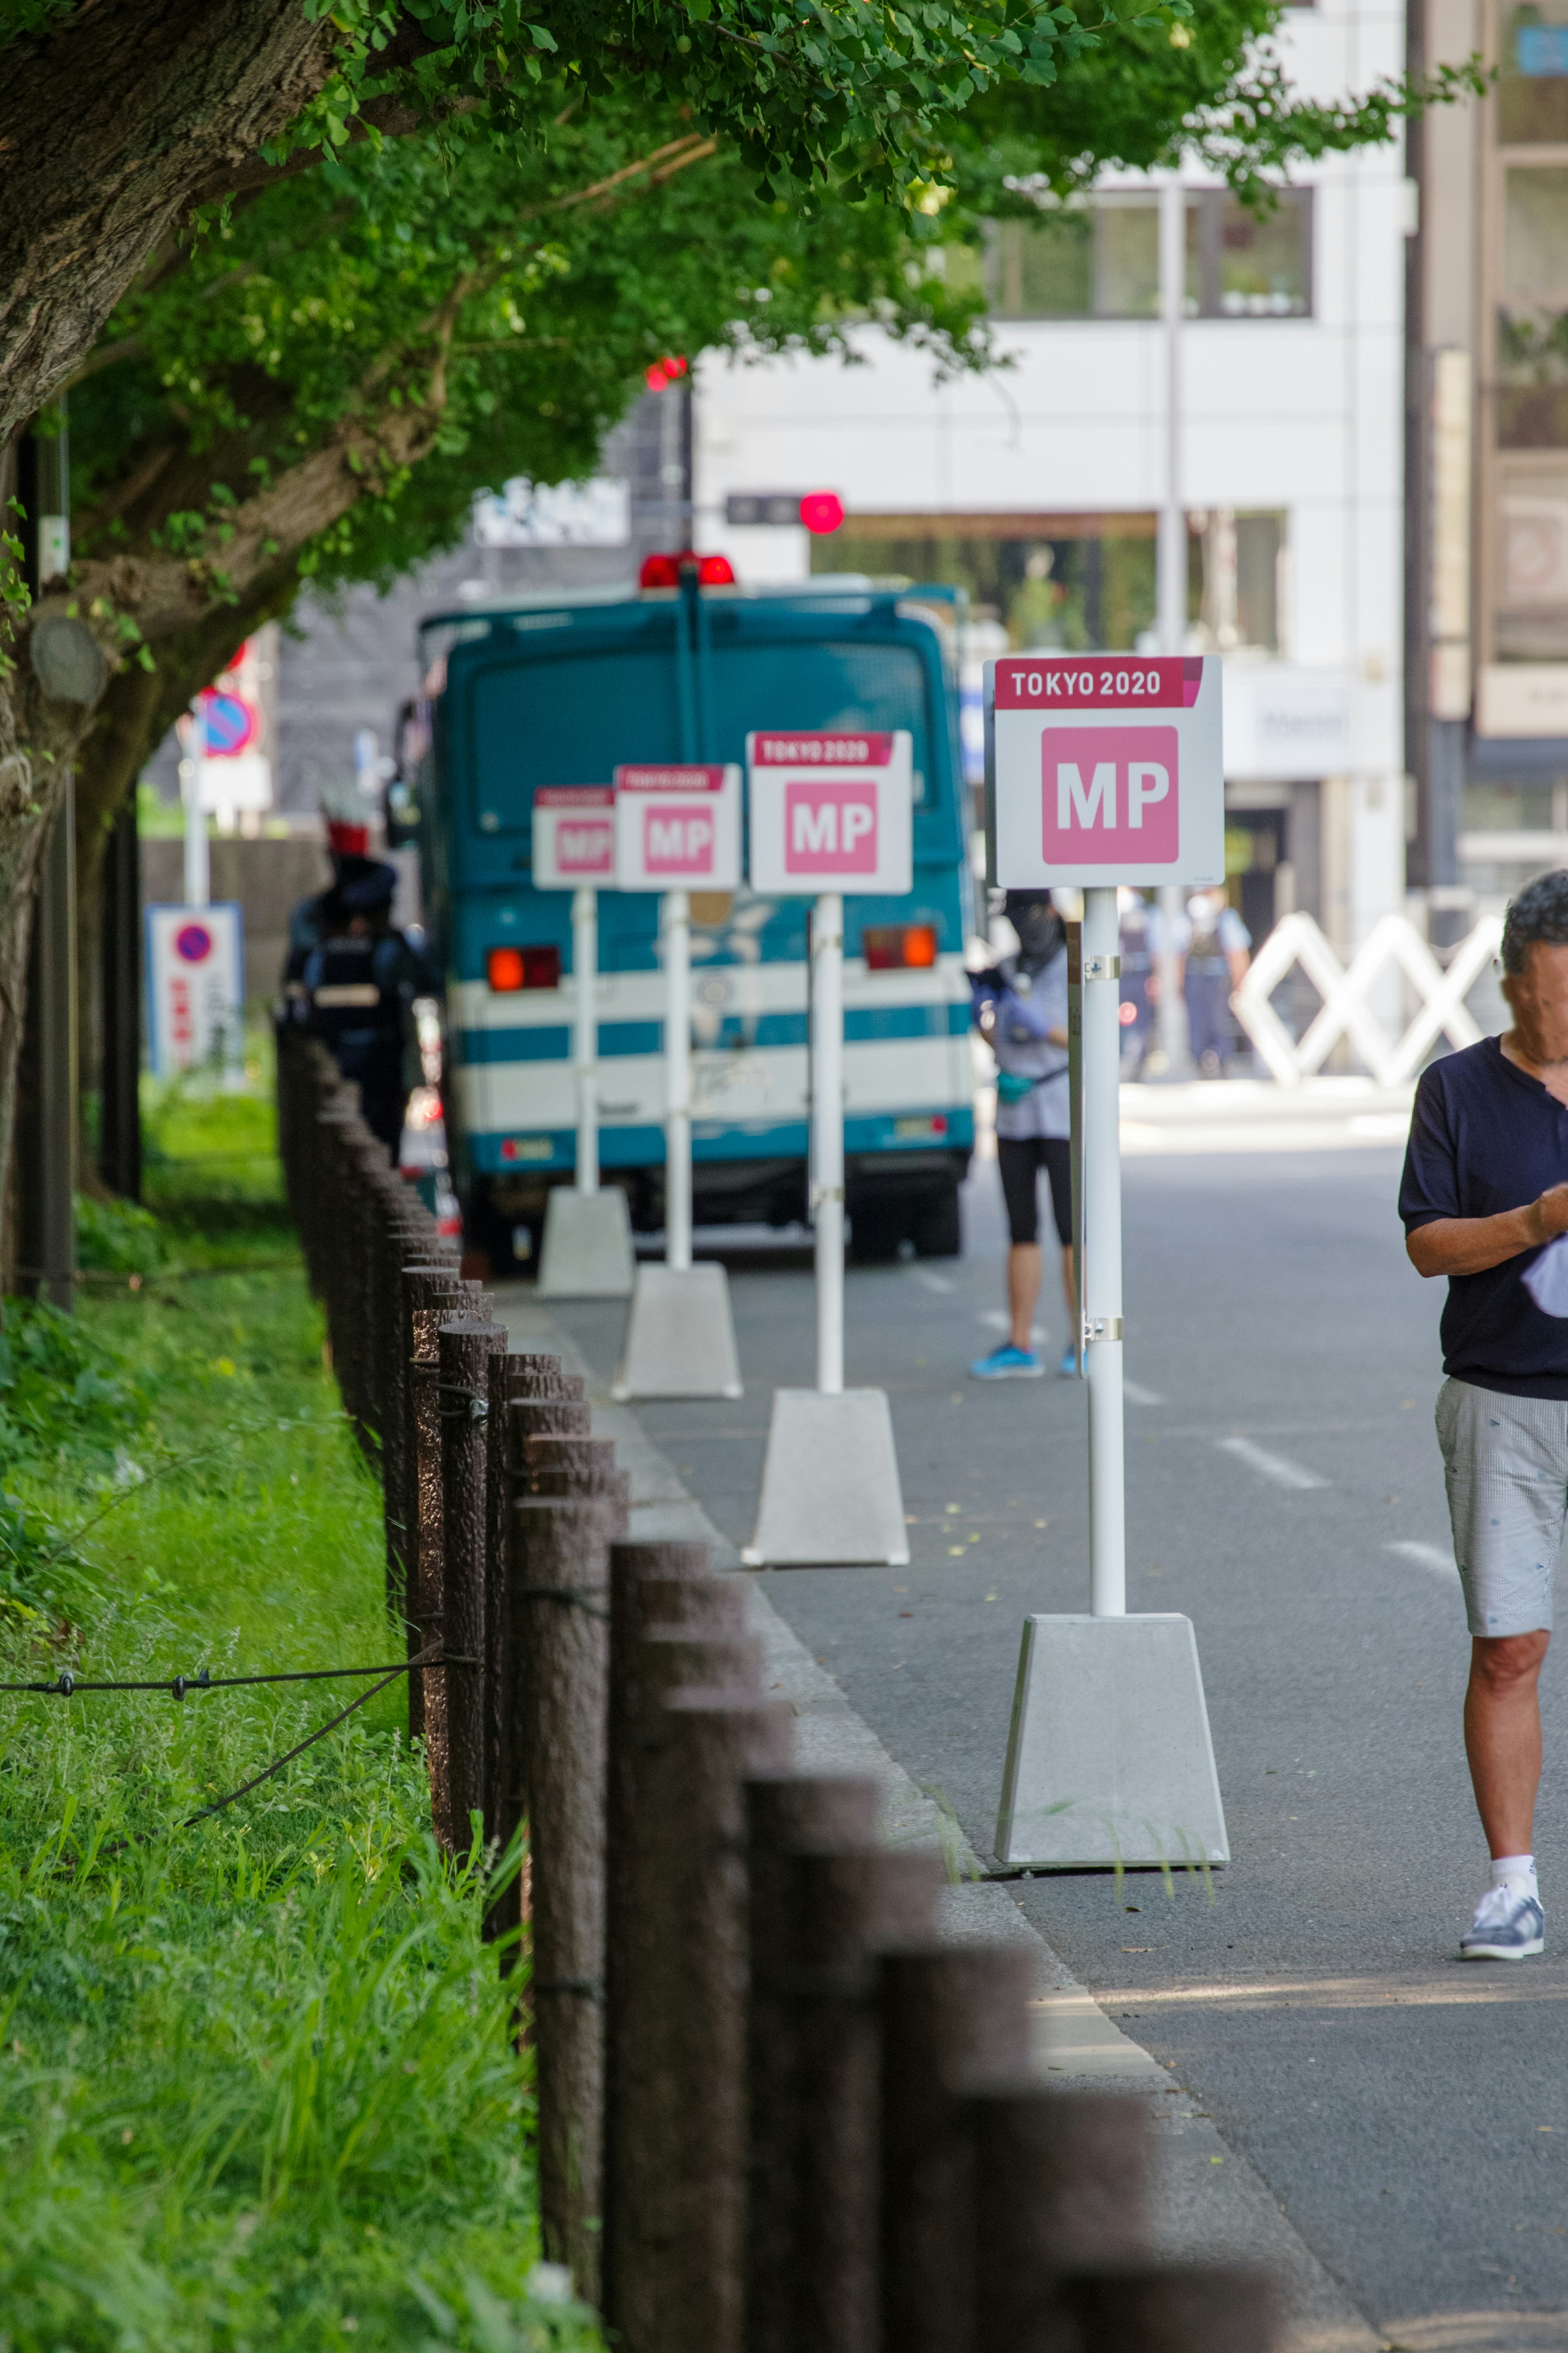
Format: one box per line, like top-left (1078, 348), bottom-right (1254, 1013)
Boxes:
top-left (969, 1343), bottom-right (1044, 1381)
top-left (1461, 1881), bottom-right (1544, 1960)
top-left (1058, 1344), bottom-right (1078, 1376)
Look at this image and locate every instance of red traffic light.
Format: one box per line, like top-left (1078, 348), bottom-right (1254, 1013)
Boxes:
top-left (799, 491), bottom-right (845, 535)
top-left (639, 551), bottom-right (737, 590)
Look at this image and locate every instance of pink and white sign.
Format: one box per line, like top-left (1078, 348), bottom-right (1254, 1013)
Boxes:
top-left (145, 901), bottom-right (245, 1078)
top-left (532, 785), bottom-right (615, 886)
top-left (746, 729), bottom-right (913, 896)
top-left (613, 763), bottom-right (741, 891)
top-left (987, 656), bottom-right (1223, 888)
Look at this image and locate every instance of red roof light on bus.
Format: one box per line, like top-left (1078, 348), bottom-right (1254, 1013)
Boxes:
top-left (638, 551), bottom-right (737, 590)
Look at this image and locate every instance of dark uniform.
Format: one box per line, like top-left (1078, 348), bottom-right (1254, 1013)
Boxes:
top-left (281, 856), bottom-right (437, 1159)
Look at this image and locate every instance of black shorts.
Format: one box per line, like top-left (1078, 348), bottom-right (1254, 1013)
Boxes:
top-left (998, 1135), bottom-right (1072, 1248)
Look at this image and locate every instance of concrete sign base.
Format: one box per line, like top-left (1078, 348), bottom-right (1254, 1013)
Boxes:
top-left (743, 1388), bottom-right (910, 1568)
top-left (536, 1187), bottom-right (636, 1299)
top-left (611, 1262), bottom-right (742, 1400)
top-left (995, 1613), bottom-right (1229, 1869)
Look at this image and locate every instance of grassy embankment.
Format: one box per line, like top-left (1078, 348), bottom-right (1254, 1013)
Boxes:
top-left (0, 1061), bottom-right (599, 2351)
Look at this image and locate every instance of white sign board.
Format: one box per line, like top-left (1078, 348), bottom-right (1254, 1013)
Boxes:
top-left (613, 764), bottom-right (742, 891)
top-left (745, 729), bottom-right (914, 896)
top-left (532, 785), bottom-right (615, 887)
top-left (986, 656), bottom-right (1224, 889)
top-left (145, 902), bottom-right (244, 1077)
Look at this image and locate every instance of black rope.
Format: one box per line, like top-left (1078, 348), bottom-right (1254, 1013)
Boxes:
top-left (511, 1584), bottom-right (612, 1622)
top-left (90, 1643), bottom-right (446, 1858)
top-left (0, 1655), bottom-right (472, 1699)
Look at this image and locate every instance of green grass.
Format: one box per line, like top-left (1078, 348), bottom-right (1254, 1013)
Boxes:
top-left (0, 1175), bottom-right (600, 2350)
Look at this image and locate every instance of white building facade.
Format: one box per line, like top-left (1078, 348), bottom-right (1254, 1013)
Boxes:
top-left (697, 0), bottom-right (1411, 961)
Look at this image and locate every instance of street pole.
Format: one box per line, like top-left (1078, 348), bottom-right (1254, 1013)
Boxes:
top-left (16, 406), bottom-right (77, 1310)
top-left (19, 781), bottom-right (78, 1310)
top-left (184, 703), bottom-right (210, 908)
top-left (663, 888), bottom-right (692, 1273)
top-left (1155, 174), bottom-right (1189, 1075)
top-left (811, 890), bottom-right (845, 1397)
top-left (1081, 886), bottom-right (1126, 1619)
top-left (572, 885), bottom-right (600, 1195)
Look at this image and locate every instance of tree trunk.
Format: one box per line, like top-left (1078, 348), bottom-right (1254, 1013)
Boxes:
top-left (71, 575), bottom-right (296, 1189)
top-left (0, 0), bottom-right (336, 451)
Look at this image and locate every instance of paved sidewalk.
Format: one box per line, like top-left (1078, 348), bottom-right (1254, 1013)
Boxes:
top-left (497, 1284), bottom-right (1384, 2353)
top-left (1117, 1077), bottom-right (1416, 1158)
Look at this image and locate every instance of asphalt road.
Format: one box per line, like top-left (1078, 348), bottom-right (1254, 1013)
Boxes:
top-left (546, 1144), bottom-right (1568, 2349)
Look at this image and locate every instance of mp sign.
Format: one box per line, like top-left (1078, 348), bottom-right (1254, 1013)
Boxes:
top-left (613, 763), bottom-right (742, 891)
top-left (985, 655), bottom-right (1224, 888)
top-left (532, 785), bottom-right (615, 886)
top-left (745, 729), bottom-right (913, 896)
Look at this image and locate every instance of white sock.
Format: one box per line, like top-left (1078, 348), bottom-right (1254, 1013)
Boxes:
top-left (1491, 1853), bottom-right (1537, 1894)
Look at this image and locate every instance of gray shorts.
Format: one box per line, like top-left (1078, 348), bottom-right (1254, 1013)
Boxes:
top-left (1436, 1376), bottom-right (1568, 1638)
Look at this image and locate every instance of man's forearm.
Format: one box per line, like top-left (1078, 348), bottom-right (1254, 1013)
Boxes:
top-left (1408, 1207), bottom-right (1549, 1277)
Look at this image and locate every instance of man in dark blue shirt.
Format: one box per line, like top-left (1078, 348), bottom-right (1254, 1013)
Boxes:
top-left (1401, 868), bottom-right (1568, 1959)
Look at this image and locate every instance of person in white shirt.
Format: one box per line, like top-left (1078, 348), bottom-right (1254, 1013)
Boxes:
top-left (969, 892), bottom-right (1076, 1379)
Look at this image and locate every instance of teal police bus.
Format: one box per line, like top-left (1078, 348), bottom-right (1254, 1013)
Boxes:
top-left (402, 572), bottom-right (976, 1270)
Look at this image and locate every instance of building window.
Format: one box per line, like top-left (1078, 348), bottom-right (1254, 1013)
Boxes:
top-left (1190, 511), bottom-right (1287, 652)
top-left (1491, 462), bottom-right (1568, 658)
top-left (968, 189), bottom-right (1312, 321)
top-left (986, 196), bottom-right (1159, 320)
top-left (1499, 1), bottom-right (1568, 142)
top-left (1497, 165), bottom-right (1568, 446)
top-left (809, 511), bottom-right (1285, 658)
top-left (1185, 189), bottom-right (1313, 318)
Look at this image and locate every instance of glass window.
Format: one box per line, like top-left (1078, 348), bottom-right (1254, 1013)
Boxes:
top-left (1189, 511), bottom-right (1285, 651)
top-left (1500, 2), bottom-right (1568, 143)
top-left (971, 190), bottom-right (1309, 321)
top-left (809, 521), bottom-right (1158, 650)
top-left (1186, 190), bottom-right (1313, 318)
top-left (986, 197), bottom-right (1158, 320)
top-left (1498, 167), bottom-right (1568, 447)
top-left (1493, 464), bottom-right (1568, 658)
top-left (1462, 781), bottom-right (1558, 829)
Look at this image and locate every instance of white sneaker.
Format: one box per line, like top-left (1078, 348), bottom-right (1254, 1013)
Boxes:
top-left (1460, 1880), bottom-right (1545, 1961)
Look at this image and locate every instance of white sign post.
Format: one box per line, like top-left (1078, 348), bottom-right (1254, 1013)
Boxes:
top-left (987, 653), bottom-right (1229, 1869)
top-left (742, 730), bottom-right (913, 1567)
top-left (610, 766), bottom-right (744, 1398)
top-left (532, 787), bottom-right (635, 1298)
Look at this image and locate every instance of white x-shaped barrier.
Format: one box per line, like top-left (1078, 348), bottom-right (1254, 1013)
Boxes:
top-left (1229, 910), bottom-right (1505, 1089)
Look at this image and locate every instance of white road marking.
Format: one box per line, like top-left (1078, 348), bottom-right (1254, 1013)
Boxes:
top-left (1123, 1380), bottom-right (1165, 1406)
top-left (1386, 1539), bottom-right (1457, 1577)
top-left (1215, 1435), bottom-right (1328, 1491)
top-left (914, 1270), bottom-right (955, 1294)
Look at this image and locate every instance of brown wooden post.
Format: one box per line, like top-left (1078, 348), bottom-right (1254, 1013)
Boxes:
top-left (524, 1434), bottom-right (621, 1493)
top-left (484, 1353), bottom-right (559, 1867)
top-left (601, 1547), bottom-right (753, 2337)
top-left (749, 1840), bottom-right (940, 2353)
top-left (743, 1778), bottom-right (880, 2353)
top-left (606, 1609), bottom-right (762, 2343)
top-left (878, 1944), bottom-right (1037, 2353)
top-left (623, 1690), bottom-right (791, 2353)
top-left (1054, 2264), bottom-right (1279, 2353)
top-left (967, 2086), bottom-right (1150, 2346)
top-left (510, 1461), bottom-right (629, 2306)
top-left (439, 1318), bottom-right (503, 1854)
top-left (405, 1270), bottom-right (475, 1781)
